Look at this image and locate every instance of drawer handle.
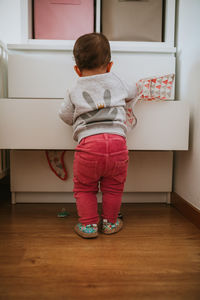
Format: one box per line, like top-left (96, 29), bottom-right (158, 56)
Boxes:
top-left (50, 0), bottom-right (81, 5)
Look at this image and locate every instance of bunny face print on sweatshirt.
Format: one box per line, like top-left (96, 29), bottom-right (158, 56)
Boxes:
top-left (59, 72), bottom-right (137, 142)
top-left (80, 89), bottom-right (118, 126)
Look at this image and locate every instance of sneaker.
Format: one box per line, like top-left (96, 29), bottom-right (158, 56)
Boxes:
top-left (74, 223), bottom-right (98, 239)
top-left (102, 218), bottom-right (123, 235)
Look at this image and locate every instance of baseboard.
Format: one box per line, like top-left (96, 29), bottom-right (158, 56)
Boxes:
top-left (12, 192), bottom-right (170, 204)
top-left (171, 192), bottom-right (200, 229)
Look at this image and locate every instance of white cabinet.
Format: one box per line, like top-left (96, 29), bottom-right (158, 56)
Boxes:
top-left (1, 0), bottom-right (189, 203)
top-left (0, 95), bottom-right (189, 203)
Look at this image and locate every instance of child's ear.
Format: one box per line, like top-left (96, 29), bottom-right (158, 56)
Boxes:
top-left (74, 65), bottom-right (82, 77)
top-left (106, 61), bottom-right (113, 73)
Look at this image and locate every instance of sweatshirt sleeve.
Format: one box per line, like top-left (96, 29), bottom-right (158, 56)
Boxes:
top-left (58, 89), bottom-right (74, 126)
top-left (121, 79), bottom-right (140, 109)
top-left (123, 81), bottom-right (137, 101)
top-left (114, 73), bottom-right (137, 101)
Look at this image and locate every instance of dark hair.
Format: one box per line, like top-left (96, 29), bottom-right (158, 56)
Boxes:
top-left (73, 33), bottom-right (111, 71)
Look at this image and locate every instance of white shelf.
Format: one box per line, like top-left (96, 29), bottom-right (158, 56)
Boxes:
top-left (19, 0), bottom-right (176, 49)
top-left (7, 41), bottom-right (176, 53)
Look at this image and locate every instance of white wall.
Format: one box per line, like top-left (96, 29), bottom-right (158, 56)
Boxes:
top-left (174, 0), bottom-right (200, 210)
top-left (0, 0), bottom-right (21, 44)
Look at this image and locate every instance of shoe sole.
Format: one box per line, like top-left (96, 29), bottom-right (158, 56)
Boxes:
top-left (74, 225), bottom-right (98, 239)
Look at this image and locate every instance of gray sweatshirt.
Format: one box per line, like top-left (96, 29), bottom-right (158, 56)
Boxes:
top-left (59, 72), bottom-right (137, 143)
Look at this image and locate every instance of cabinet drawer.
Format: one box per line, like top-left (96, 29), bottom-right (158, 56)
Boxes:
top-left (0, 99), bottom-right (189, 150)
top-left (8, 50), bottom-right (175, 98)
top-left (10, 150), bottom-right (173, 192)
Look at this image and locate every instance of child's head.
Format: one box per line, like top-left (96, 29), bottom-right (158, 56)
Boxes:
top-left (73, 33), bottom-right (113, 76)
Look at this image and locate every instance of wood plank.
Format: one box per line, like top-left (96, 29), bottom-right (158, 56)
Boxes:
top-left (0, 201), bottom-right (200, 299)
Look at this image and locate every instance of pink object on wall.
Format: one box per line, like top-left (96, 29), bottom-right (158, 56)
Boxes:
top-left (34, 0), bottom-right (94, 40)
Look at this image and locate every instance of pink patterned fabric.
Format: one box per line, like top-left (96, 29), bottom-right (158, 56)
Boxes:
top-left (136, 74), bottom-right (175, 101)
top-left (125, 74), bottom-right (175, 130)
top-left (125, 102), bottom-right (137, 130)
top-left (45, 150), bottom-right (67, 180)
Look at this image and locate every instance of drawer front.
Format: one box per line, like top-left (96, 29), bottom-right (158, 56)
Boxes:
top-left (10, 150), bottom-right (173, 192)
top-left (0, 99), bottom-right (189, 150)
top-left (8, 51), bottom-right (76, 98)
top-left (8, 51), bottom-right (175, 98)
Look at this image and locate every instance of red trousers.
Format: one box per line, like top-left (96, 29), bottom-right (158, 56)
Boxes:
top-left (73, 133), bottom-right (129, 225)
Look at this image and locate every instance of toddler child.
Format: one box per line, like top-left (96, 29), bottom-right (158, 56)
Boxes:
top-left (59, 33), bottom-right (137, 238)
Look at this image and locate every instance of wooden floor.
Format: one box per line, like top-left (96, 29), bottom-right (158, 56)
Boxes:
top-left (0, 188), bottom-right (200, 299)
